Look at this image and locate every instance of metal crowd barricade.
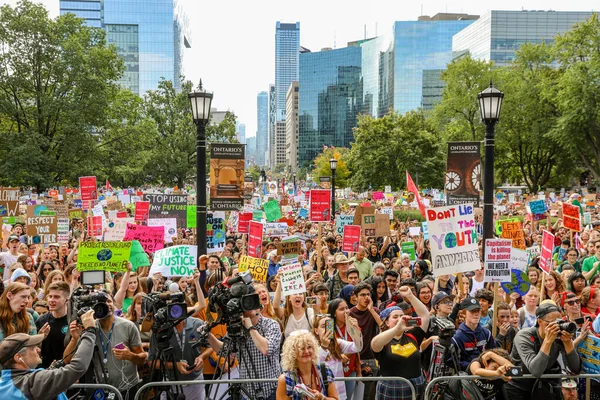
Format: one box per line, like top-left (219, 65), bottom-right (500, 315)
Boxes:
top-left (134, 376), bottom-right (417, 400)
top-left (424, 373), bottom-right (600, 400)
top-left (71, 383), bottom-right (124, 400)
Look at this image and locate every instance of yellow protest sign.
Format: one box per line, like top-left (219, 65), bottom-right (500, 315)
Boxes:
top-left (238, 255), bottom-right (268, 282)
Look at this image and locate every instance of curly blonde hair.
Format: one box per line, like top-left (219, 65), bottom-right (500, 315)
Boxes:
top-left (281, 331), bottom-right (319, 371)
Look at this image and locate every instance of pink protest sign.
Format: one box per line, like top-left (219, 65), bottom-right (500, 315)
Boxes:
top-left (539, 230), bottom-right (555, 273)
top-left (124, 223), bottom-right (164, 254)
top-left (372, 191), bottom-right (384, 200)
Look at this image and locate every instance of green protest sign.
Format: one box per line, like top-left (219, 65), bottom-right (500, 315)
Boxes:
top-left (401, 241), bottom-right (416, 262)
top-left (187, 205), bottom-right (196, 228)
top-left (263, 200), bottom-right (282, 222)
top-left (252, 210), bottom-right (263, 221)
top-left (495, 218), bottom-right (519, 236)
top-left (129, 240), bottom-right (150, 271)
top-left (77, 241), bottom-right (132, 272)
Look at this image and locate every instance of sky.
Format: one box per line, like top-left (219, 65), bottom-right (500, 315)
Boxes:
top-left (2, 0), bottom-right (597, 139)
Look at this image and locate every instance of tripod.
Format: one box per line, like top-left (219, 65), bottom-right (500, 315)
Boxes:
top-left (149, 341), bottom-right (186, 400)
top-left (428, 339), bottom-right (461, 400)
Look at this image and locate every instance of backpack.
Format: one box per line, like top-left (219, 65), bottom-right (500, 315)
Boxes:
top-left (436, 374), bottom-right (485, 400)
top-left (319, 362), bottom-right (330, 393)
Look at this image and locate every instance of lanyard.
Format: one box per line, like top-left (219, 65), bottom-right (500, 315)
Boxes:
top-left (98, 322), bottom-right (115, 364)
top-left (174, 327), bottom-right (186, 351)
top-left (335, 324), bottom-right (347, 341)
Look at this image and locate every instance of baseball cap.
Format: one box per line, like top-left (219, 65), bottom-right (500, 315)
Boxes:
top-left (0, 333), bottom-right (44, 365)
top-left (7, 235), bottom-right (19, 242)
top-left (380, 306), bottom-right (401, 321)
top-left (536, 302), bottom-right (562, 319)
top-left (561, 378), bottom-right (577, 389)
top-left (460, 297), bottom-right (481, 311)
top-left (432, 292), bottom-right (455, 308)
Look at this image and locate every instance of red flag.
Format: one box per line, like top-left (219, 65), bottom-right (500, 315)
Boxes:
top-left (106, 179), bottom-right (113, 191)
top-left (406, 171), bottom-right (426, 218)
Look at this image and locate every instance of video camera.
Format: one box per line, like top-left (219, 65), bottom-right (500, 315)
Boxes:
top-left (207, 271), bottom-right (260, 336)
top-left (71, 286), bottom-right (110, 321)
top-left (142, 289), bottom-right (188, 342)
top-left (429, 316), bottom-right (456, 343)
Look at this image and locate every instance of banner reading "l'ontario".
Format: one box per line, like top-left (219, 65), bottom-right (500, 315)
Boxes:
top-left (209, 143), bottom-right (245, 210)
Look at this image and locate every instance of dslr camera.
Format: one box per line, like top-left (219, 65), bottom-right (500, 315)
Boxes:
top-left (71, 287), bottom-right (110, 320)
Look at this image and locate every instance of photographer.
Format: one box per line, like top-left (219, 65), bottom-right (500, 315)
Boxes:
top-left (503, 302), bottom-right (582, 399)
top-left (0, 310), bottom-right (96, 400)
top-left (207, 306), bottom-right (282, 400)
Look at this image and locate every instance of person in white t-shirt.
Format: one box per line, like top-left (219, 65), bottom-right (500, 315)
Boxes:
top-left (1, 235), bottom-right (21, 281)
top-left (469, 266), bottom-right (486, 298)
top-left (517, 286), bottom-right (540, 329)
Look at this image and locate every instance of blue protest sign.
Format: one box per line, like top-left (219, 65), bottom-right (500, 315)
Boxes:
top-left (529, 200), bottom-right (546, 215)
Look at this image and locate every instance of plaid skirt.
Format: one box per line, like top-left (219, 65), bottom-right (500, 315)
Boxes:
top-left (376, 375), bottom-right (425, 400)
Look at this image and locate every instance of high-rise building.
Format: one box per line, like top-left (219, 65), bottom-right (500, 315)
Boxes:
top-left (285, 81), bottom-right (299, 171)
top-left (274, 121), bottom-right (287, 167)
top-left (60, 0), bottom-right (191, 95)
top-left (298, 46), bottom-right (363, 168)
top-left (275, 22), bottom-right (300, 122)
top-left (256, 91), bottom-right (268, 166)
top-left (246, 136), bottom-right (257, 166)
top-left (452, 10), bottom-right (594, 66)
top-left (236, 122), bottom-right (246, 144)
top-left (267, 84), bottom-right (276, 168)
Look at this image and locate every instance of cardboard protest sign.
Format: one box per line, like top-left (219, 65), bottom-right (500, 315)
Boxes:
top-left (484, 239), bottom-right (512, 283)
top-left (209, 143), bottom-right (245, 210)
top-left (539, 230), bottom-right (555, 273)
top-left (45, 202), bottom-right (69, 219)
top-left (238, 212), bottom-right (251, 234)
top-left (148, 218), bottom-right (178, 244)
top-left (426, 204), bottom-right (480, 275)
top-left (562, 203), bottom-right (581, 232)
top-left (401, 242), bottom-right (416, 261)
top-left (143, 194), bottom-right (187, 228)
top-left (335, 215), bottom-right (355, 235)
top-left (263, 200), bottom-right (282, 222)
top-left (342, 225), bottom-right (361, 252)
top-left (279, 262), bottom-right (306, 296)
top-left (238, 255), bottom-right (268, 282)
top-left (375, 214), bottom-right (390, 237)
top-left (510, 248), bottom-right (530, 272)
top-left (247, 221), bottom-right (263, 258)
top-left (528, 200), bottom-right (546, 216)
top-left (265, 222), bottom-right (288, 237)
top-left (277, 237), bottom-right (302, 262)
top-left (149, 245), bottom-right (198, 277)
top-left (186, 205), bottom-right (196, 229)
top-left (69, 208), bottom-right (84, 220)
top-left (500, 220), bottom-right (526, 249)
top-left (361, 214), bottom-right (376, 237)
top-left (134, 201), bottom-right (150, 222)
top-left (77, 241), bottom-right (132, 272)
top-left (207, 211), bottom-right (226, 254)
top-left (353, 205), bottom-right (375, 226)
top-left (124, 223), bottom-right (164, 253)
top-left (501, 269), bottom-right (531, 297)
top-left (577, 335), bottom-right (600, 374)
top-left (79, 176), bottom-right (97, 204)
top-left (26, 207), bottom-right (57, 244)
top-left (104, 218), bottom-right (134, 242)
top-left (446, 142), bottom-right (481, 206)
top-left (129, 240), bottom-right (150, 271)
top-left (0, 188), bottom-right (20, 217)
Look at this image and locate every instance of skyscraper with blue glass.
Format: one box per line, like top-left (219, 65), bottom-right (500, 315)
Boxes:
top-left (256, 91), bottom-right (268, 166)
top-left (275, 22), bottom-right (300, 122)
top-left (59, 0), bottom-right (190, 95)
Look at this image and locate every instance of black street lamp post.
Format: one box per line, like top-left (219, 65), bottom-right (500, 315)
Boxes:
top-left (330, 158), bottom-right (337, 221)
top-left (188, 80), bottom-right (213, 255)
top-left (478, 80), bottom-right (504, 254)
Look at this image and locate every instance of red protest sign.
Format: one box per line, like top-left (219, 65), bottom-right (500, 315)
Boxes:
top-left (116, 211), bottom-right (128, 218)
top-left (124, 223), bottom-right (164, 253)
top-left (562, 203), bottom-right (581, 232)
top-left (87, 216), bottom-right (103, 237)
top-left (134, 201), bottom-right (150, 222)
top-left (79, 176), bottom-right (97, 202)
top-left (342, 225), bottom-right (361, 253)
top-left (48, 190), bottom-right (58, 198)
top-left (310, 189), bottom-right (331, 222)
top-left (539, 230), bottom-right (555, 273)
top-left (238, 212), bottom-right (252, 234)
top-left (248, 221), bottom-right (263, 258)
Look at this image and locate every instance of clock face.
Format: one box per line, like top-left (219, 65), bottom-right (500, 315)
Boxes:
top-left (445, 171), bottom-right (461, 192)
top-left (471, 163), bottom-right (481, 191)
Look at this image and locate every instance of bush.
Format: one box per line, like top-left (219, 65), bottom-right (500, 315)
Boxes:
top-left (393, 209), bottom-right (425, 222)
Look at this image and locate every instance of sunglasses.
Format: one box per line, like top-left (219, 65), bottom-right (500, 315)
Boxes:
top-left (565, 300), bottom-right (581, 305)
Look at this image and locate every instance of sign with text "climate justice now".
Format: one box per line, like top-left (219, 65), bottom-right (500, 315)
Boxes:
top-left (149, 245), bottom-right (198, 277)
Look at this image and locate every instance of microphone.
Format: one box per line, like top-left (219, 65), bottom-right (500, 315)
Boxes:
top-left (168, 282), bottom-right (180, 293)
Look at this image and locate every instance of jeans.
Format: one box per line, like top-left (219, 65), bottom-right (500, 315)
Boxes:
top-left (346, 371), bottom-right (357, 399)
top-left (362, 358), bottom-right (380, 400)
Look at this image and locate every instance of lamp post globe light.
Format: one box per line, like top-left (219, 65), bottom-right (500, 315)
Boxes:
top-left (330, 158), bottom-right (337, 221)
top-left (478, 80), bottom-right (504, 255)
top-left (188, 80), bottom-right (213, 255)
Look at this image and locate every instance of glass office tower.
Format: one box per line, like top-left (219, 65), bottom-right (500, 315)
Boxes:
top-left (256, 91), bottom-right (268, 167)
top-left (60, 0), bottom-right (190, 95)
top-left (275, 22), bottom-right (300, 122)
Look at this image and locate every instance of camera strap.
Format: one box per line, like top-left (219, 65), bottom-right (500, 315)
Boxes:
top-left (98, 322), bottom-right (115, 364)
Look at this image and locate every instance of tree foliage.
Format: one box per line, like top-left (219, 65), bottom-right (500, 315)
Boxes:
top-left (312, 147), bottom-right (351, 188)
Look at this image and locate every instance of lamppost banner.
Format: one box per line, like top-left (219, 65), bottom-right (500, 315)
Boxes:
top-left (209, 143), bottom-right (245, 210)
top-left (445, 142), bottom-right (481, 207)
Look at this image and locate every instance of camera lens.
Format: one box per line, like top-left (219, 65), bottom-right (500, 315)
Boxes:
top-left (93, 302), bottom-right (110, 319)
top-left (169, 304), bottom-right (184, 319)
top-left (558, 321), bottom-right (577, 334)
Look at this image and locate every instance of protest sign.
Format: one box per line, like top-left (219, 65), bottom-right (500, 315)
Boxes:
top-left (384, 186), bottom-right (392, 193)
top-left (207, 211), bottom-right (225, 254)
top-left (26, 207), bottom-right (57, 244)
top-left (426, 204), bottom-right (480, 275)
top-left (69, 208), bottom-right (84, 220)
top-left (92, 203), bottom-right (104, 218)
top-left (583, 212), bottom-right (592, 226)
top-left (186, 205), bottom-right (196, 229)
top-left (263, 200), bottom-right (282, 222)
top-left (279, 262), bottom-right (306, 296)
top-left (149, 245), bottom-right (198, 277)
top-left (422, 222), bottom-right (429, 240)
top-left (309, 189), bottom-right (331, 222)
top-left (277, 237), bottom-right (301, 263)
top-left (134, 201), bottom-right (150, 222)
top-left (129, 240), bottom-right (150, 271)
top-left (335, 215), bottom-right (355, 235)
top-left (353, 205), bottom-right (375, 226)
top-left (104, 218), bottom-right (134, 241)
top-left (528, 200), bottom-right (546, 216)
top-left (446, 142), bottom-right (481, 206)
top-left (148, 218), bottom-right (178, 244)
top-left (510, 248), bottom-right (530, 272)
top-left (408, 226), bottom-right (421, 237)
top-left (87, 216), bottom-right (103, 238)
top-left (106, 201), bottom-right (123, 212)
top-left (238, 255), bottom-right (268, 282)
top-left (79, 176), bottom-right (97, 204)
top-left (0, 188), bottom-right (19, 217)
top-left (342, 225), bottom-right (361, 252)
top-left (247, 221), bottom-right (263, 258)
top-left (77, 241), bottom-right (132, 272)
top-left (209, 143), bottom-right (245, 210)
top-left (375, 213), bottom-right (390, 237)
top-left (298, 208), bottom-right (308, 219)
top-left (252, 210), bottom-right (263, 221)
top-left (501, 220), bottom-right (526, 249)
top-left (539, 230), bottom-right (555, 273)
top-left (361, 214), bottom-right (376, 237)
top-left (495, 218), bottom-right (519, 236)
top-left (372, 191), bottom-right (384, 201)
top-left (265, 222), bottom-right (288, 237)
top-left (117, 193), bottom-right (131, 205)
top-left (143, 194), bottom-right (187, 228)
top-left (484, 239), bottom-right (512, 283)
top-left (526, 245), bottom-right (541, 260)
top-left (562, 203), bottom-right (581, 232)
top-left (380, 207), bottom-right (394, 220)
top-left (57, 218), bottom-right (69, 243)
top-left (501, 269), bottom-right (531, 297)
top-left (124, 223), bottom-right (164, 253)
top-left (238, 212), bottom-right (252, 234)
top-left (577, 335), bottom-right (600, 374)
top-left (401, 242), bottom-right (417, 262)
top-left (45, 202), bottom-right (69, 219)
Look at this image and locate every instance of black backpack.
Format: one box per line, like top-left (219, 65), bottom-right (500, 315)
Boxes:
top-left (435, 374), bottom-right (485, 400)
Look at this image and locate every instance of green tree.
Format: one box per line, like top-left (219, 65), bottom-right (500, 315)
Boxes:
top-left (247, 164), bottom-right (261, 182)
top-left (348, 111), bottom-right (444, 191)
top-left (311, 147), bottom-right (351, 188)
top-left (0, 0), bottom-right (123, 191)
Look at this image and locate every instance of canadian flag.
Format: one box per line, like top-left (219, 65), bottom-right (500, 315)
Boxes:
top-left (406, 171), bottom-right (426, 218)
